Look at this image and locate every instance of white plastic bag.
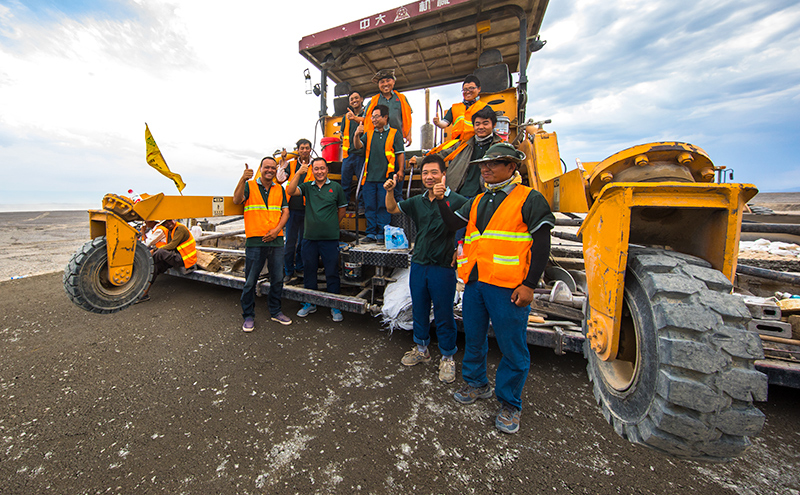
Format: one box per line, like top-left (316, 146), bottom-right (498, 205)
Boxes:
top-left (381, 268), bottom-right (413, 333)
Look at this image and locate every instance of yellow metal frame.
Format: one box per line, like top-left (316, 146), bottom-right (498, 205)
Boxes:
top-left (88, 210), bottom-right (139, 286)
top-left (577, 182), bottom-right (757, 361)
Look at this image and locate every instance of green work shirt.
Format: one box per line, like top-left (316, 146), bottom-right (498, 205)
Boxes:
top-left (460, 136), bottom-right (496, 198)
top-left (243, 178), bottom-right (288, 247)
top-left (399, 188), bottom-right (467, 267)
top-left (455, 182), bottom-right (555, 282)
top-left (298, 179), bottom-right (347, 241)
top-left (361, 126), bottom-right (405, 182)
top-left (377, 93), bottom-right (409, 136)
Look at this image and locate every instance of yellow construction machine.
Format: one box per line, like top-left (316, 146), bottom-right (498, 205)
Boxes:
top-left (65, 0), bottom-right (771, 461)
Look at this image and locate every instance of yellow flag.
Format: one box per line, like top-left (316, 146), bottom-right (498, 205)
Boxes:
top-left (145, 123), bottom-right (186, 193)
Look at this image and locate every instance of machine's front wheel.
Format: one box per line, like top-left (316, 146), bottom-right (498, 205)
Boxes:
top-left (585, 247), bottom-right (768, 461)
top-left (63, 237), bottom-right (153, 314)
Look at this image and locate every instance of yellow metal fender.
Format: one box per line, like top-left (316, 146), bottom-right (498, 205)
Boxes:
top-left (578, 182), bottom-right (757, 361)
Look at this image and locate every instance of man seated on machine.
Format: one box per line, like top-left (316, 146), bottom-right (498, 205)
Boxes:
top-left (136, 219), bottom-right (196, 303)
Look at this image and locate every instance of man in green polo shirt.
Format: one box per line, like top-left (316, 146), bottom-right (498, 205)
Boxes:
top-left (286, 157), bottom-right (348, 322)
top-left (385, 155), bottom-right (467, 383)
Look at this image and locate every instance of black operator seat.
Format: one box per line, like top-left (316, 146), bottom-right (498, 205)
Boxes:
top-left (473, 49), bottom-right (512, 93)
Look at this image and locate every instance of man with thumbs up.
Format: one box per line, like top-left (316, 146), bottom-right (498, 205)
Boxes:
top-left (385, 155), bottom-right (467, 383)
top-left (233, 157), bottom-right (292, 332)
top-left (432, 143), bottom-right (555, 434)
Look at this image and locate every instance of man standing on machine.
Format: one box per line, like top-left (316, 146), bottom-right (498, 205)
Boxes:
top-left (278, 139), bottom-right (314, 283)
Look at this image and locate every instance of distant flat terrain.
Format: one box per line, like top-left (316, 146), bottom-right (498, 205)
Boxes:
top-left (0, 210), bottom-right (89, 281)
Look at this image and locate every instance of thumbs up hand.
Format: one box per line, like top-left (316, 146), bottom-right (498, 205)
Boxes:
top-left (242, 162), bottom-right (254, 181)
top-left (432, 174), bottom-right (446, 200)
top-left (298, 161), bottom-right (310, 177)
top-left (384, 174), bottom-right (396, 191)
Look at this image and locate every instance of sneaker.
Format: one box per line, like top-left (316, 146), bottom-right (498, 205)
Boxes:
top-left (270, 312), bottom-right (292, 326)
top-left (242, 317), bottom-right (255, 333)
top-left (361, 236), bottom-right (376, 244)
top-left (297, 303), bottom-right (317, 317)
top-left (283, 272), bottom-right (294, 283)
top-left (438, 358), bottom-right (456, 384)
top-left (401, 346), bottom-right (431, 366)
top-left (453, 383), bottom-right (493, 404)
top-left (496, 405), bottom-right (521, 434)
top-left (331, 308), bottom-right (343, 322)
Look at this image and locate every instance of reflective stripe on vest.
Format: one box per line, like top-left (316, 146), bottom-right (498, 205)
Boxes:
top-left (450, 100), bottom-right (488, 142)
top-left (342, 116), bottom-right (352, 159)
top-left (243, 179), bottom-right (284, 239)
top-left (457, 185), bottom-right (533, 288)
top-left (362, 127), bottom-right (398, 185)
top-left (171, 222), bottom-right (197, 268)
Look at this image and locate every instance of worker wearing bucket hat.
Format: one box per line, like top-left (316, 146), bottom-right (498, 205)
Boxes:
top-left (433, 141), bottom-right (555, 434)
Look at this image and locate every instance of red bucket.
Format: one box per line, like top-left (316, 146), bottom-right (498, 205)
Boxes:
top-left (320, 137), bottom-right (342, 162)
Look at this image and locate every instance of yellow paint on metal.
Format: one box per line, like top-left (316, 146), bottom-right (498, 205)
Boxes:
top-left (539, 168), bottom-right (589, 213)
top-left (528, 127), bottom-right (563, 184)
top-left (133, 194), bottom-right (244, 220)
top-left (587, 142), bottom-right (716, 201)
top-left (578, 182), bottom-right (757, 361)
top-left (88, 210), bottom-right (138, 286)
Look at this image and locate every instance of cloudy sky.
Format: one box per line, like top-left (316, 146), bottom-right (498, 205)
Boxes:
top-left (0, 0), bottom-right (798, 211)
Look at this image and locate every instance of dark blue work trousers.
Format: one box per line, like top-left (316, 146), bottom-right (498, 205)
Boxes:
top-left (241, 245), bottom-right (284, 319)
top-left (284, 209), bottom-right (304, 275)
top-left (362, 182), bottom-right (390, 240)
top-left (301, 239), bottom-right (341, 294)
top-left (409, 262), bottom-right (458, 357)
top-left (461, 281), bottom-right (531, 411)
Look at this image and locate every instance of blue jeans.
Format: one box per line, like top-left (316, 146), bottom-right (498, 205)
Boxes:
top-left (241, 245), bottom-right (285, 319)
top-left (362, 181), bottom-right (390, 240)
top-left (341, 154), bottom-right (365, 207)
top-left (393, 178), bottom-right (404, 202)
top-left (461, 281), bottom-right (530, 411)
top-left (409, 262), bottom-right (457, 356)
top-left (301, 239), bottom-right (340, 294)
top-left (284, 210), bottom-right (304, 275)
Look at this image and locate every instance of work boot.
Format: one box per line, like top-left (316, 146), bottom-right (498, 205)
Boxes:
top-left (438, 357), bottom-right (456, 384)
top-left (453, 383), bottom-right (493, 404)
top-left (495, 404), bottom-right (521, 434)
top-left (401, 346), bottom-right (431, 366)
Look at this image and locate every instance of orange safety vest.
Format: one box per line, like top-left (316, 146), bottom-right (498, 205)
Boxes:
top-left (341, 112), bottom-right (363, 159)
top-left (362, 127), bottom-right (398, 185)
top-left (287, 159), bottom-right (315, 184)
top-left (449, 99), bottom-right (488, 142)
top-left (154, 225), bottom-right (168, 248)
top-left (457, 185), bottom-right (533, 288)
top-left (243, 179), bottom-right (285, 239)
top-left (364, 91), bottom-right (412, 139)
top-left (170, 222), bottom-right (197, 269)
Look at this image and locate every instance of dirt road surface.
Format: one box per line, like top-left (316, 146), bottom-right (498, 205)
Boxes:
top-left (2, 272), bottom-right (800, 494)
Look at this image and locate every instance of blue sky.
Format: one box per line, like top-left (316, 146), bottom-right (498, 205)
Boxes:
top-left (0, 0), bottom-right (798, 211)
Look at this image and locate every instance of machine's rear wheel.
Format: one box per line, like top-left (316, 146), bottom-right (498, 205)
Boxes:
top-left (585, 247), bottom-right (768, 461)
top-left (63, 237), bottom-right (153, 314)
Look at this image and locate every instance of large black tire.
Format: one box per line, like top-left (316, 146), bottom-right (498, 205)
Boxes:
top-left (585, 247), bottom-right (768, 461)
top-left (63, 237), bottom-right (154, 314)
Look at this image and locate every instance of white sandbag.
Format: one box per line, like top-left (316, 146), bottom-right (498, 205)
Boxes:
top-left (381, 268), bottom-right (413, 333)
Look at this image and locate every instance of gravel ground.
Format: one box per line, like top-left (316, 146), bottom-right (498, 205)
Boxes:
top-left (1, 211), bottom-right (800, 494)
